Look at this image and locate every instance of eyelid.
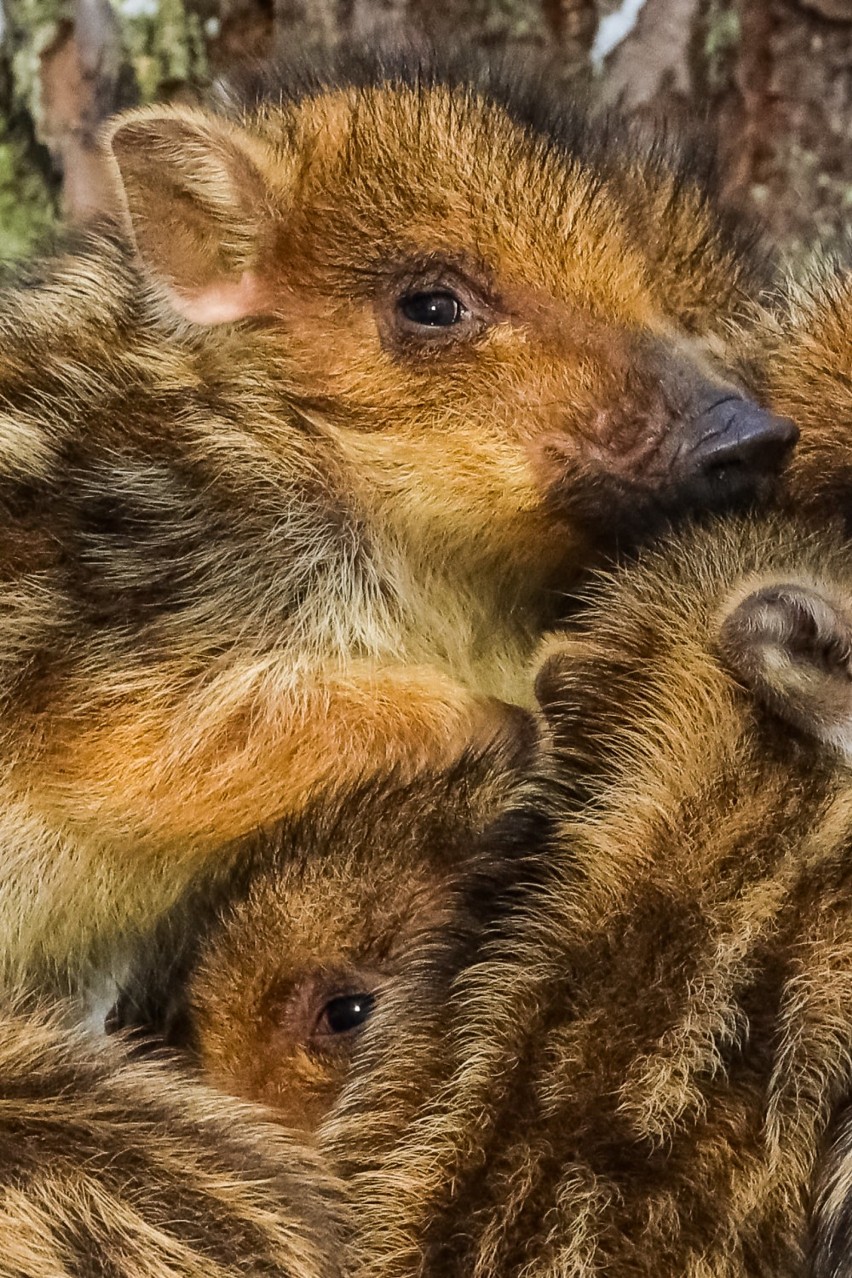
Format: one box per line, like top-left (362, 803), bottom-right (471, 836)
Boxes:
top-left (385, 254), bottom-right (498, 308)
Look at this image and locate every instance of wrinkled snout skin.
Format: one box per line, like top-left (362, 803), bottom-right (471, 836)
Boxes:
top-left (0, 59), bottom-right (796, 977)
top-left (533, 332), bottom-right (798, 548)
top-left (677, 392), bottom-right (798, 501)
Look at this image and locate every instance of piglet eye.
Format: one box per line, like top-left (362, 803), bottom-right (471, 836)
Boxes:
top-left (399, 291), bottom-right (463, 327)
top-left (316, 991), bottom-right (376, 1037)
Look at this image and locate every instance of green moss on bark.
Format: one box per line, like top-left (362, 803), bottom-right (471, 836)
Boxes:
top-left (0, 133), bottom-right (56, 260)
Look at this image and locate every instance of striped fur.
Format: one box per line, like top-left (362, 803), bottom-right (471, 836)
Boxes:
top-left (325, 513), bottom-right (852, 1278)
top-left (746, 258), bottom-right (852, 1276)
top-left (0, 1003), bottom-right (348, 1278)
top-left (0, 52), bottom-right (778, 982)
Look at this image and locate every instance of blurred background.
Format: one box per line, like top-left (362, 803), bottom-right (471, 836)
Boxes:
top-left (0, 0), bottom-right (848, 265)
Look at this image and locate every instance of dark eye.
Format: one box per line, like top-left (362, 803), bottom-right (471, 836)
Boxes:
top-left (399, 291), bottom-right (464, 327)
top-left (315, 991), bottom-right (376, 1037)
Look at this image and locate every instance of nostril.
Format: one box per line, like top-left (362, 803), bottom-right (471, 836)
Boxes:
top-left (702, 456), bottom-right (745, 485)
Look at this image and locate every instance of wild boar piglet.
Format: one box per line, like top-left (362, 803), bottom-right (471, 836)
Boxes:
top-left (325, 513), bottom-right (852, 1278)
top-left (0, 51), bottom-right (795, 979)
top-left (109, 735), bottom-right (529, 1135)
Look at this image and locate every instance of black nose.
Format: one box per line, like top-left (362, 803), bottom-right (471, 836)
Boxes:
top-left (680, 396), bottom-right (799, 507)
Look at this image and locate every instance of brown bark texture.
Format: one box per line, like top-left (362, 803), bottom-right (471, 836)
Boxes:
top-left (0, 0), bottom-right (848, 263)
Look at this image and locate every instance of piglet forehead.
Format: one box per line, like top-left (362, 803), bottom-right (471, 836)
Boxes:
top-left (281, 84), bottom-right (633, 295)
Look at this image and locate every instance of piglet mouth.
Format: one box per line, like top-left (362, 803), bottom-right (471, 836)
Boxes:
top-left (538, 392), bottom-right (799, 558)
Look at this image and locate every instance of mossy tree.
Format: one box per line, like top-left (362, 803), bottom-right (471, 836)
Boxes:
top-left (0, 0), bottom-right (848, 262)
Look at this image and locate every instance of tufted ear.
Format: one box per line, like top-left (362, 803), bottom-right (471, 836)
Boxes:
top-left (107, 107), bottom-right (280, 325)
top-left (718, 581), bottom-right (852, 756)
top-left (532, 633), bottom-right (618, 765)
top-left (533, 640), bottom-right (583, 738)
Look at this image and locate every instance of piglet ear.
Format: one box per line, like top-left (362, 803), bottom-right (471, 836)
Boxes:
top-left (534, 648), bottom-right (573, 723)
top-left (533, 634), bottom-right (604, 755)
top-left (107, 107), bottom-right (278, 325)
top-left (718, 581), bottom-right (852, 756)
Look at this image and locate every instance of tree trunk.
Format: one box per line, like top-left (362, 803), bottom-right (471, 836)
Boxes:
top-left (0, 0), bottom-right (847, 263)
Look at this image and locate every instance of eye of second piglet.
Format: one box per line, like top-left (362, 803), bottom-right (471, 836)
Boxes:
top-left (313, 990), bottom-right (376, 1042)
top-left (399, 290), bottom-right (464, 327)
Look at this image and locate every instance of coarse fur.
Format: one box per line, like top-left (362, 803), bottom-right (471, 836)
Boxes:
top-left (107, 736), bottom-right (531, 1135)
top-left (741, 258), bottom-right (852, 1276)
top-left (739, 257), bottom-right (852, 524)
top-left (812, 1105), bottom-right (852, 1278)
top-left (0, 1003), bottom-right (349, 1278)
top-left (323, 513), bottom-right (852, 1278)
top-left (0, 49), bottom-right (786, 982)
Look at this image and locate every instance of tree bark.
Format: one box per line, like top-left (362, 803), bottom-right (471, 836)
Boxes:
top-left (593, 0), bottom-right (852, 265)
top-left (0, 0), bottom-right (847, 263)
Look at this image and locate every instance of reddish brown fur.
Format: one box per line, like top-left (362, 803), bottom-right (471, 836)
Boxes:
top-left (322, 514), bottom-right (852, 1278)
top-left (0, 54), bottom-right (783, 979)
top-left (108, 738), bottom-right (528, 1135)
top-left (742, 261), bottom-right (852, 524)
